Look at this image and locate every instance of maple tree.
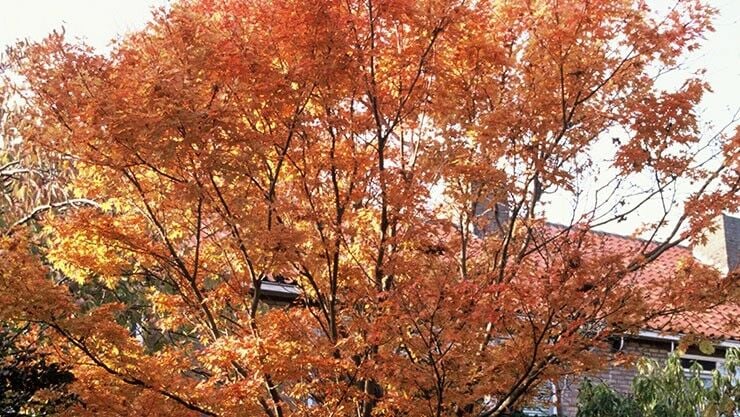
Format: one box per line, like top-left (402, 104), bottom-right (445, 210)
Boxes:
top-left (1, 0), bottom-right (738, 416)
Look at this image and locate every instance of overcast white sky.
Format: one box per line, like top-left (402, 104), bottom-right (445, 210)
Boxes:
top-left (1, 0), bottom-right (738, 234)
top-left (1, 0), bottom-right (736, 107)
top-left (0, 1), bottom-right (169, 49)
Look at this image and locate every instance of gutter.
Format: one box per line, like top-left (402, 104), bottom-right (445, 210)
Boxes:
top-left (634, 330), bottom-right (740, 349)
top-left (257, 281), bottom-right (301, 301)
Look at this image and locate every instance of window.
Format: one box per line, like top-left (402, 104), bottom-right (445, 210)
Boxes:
top-left (678, 353), bottom-right (724, 387)
top-left (679, 356), bottom-right (718, 372)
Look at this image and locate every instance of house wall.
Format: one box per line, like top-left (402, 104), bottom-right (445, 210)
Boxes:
top-left (556, 338), bottom-right (669, 416)
top-left (555, 337), bottom-right (736, 417)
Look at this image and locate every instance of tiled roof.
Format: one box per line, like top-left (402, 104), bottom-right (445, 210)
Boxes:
top-left (559, 227), bottom-right (739, 341)
top-left (269, 218), bottom-right (738, 340)
top-left (648, 304), bottom-right (740, 341)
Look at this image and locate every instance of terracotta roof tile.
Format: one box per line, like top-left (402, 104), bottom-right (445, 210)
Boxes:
top-left (551, 226), bottom-right (739, 341)
top-left (648, 304), bottom-right (740, 340)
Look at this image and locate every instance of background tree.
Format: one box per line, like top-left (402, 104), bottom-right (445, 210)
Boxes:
top-left (1, 1), bottom-right (738, 417)
top-left (1, 78), bottom-right (78, 417)
top-left (1, 82), bottom-right (94, 232)
top-left (0, 325), bottom-right (76, 417)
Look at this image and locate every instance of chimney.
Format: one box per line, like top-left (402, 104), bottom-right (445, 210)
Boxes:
top-left (472, 195), bottom-right (510, 237)
top-left (693, 214), bottom-right (740, 275)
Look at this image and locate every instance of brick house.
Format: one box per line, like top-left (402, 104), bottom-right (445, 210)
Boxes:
top-left (550, 214), bottom-right (740, 416)
top-left (553, 316), bottom-right (739, 416)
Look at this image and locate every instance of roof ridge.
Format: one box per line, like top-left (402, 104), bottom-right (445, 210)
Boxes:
top-left (544, 221), bottom-right (690, 248)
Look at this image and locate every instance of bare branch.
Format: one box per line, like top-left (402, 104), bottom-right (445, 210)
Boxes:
top-left (6, 198), bottom-right (100, 235)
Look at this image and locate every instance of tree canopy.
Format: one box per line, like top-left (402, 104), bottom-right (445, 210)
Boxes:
top-left (0, 0), bottom-right (738, 416)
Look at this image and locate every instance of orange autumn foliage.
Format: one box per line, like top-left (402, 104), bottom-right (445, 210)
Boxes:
top-left (1, 0), bottom-right (738, 416)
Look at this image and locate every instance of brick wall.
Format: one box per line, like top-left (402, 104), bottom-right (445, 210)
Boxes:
top-left (557, 338), bottom-right (671, 417)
